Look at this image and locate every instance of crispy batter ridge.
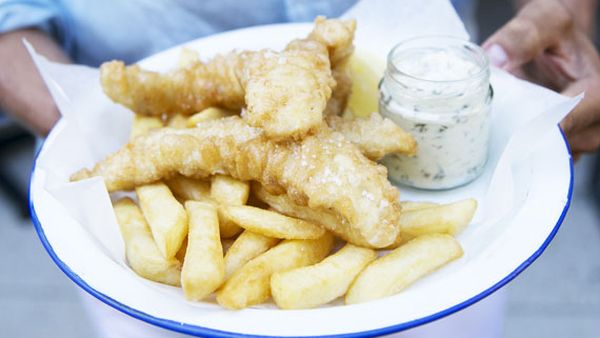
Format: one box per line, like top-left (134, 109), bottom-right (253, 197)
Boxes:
top-left (327, 113), bottom-right (417, 160)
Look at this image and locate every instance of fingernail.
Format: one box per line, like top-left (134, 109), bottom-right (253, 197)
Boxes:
top-left (485, 44), bottom-right (508, 68)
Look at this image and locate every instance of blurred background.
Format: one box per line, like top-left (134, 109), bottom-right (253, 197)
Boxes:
top-left (1, 1), bottom-right (599, 337)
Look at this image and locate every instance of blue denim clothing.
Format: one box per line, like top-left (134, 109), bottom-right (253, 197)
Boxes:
top-left (0, 0), bottom-right (474, 65)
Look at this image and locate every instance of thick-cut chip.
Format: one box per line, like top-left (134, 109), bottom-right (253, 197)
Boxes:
top-left (130, 115), bottom-right (163, 140)
top-left (384, 200), bottom-right (475, 249)
top-left (136, 183), bottom-right (188, 259)
top-left (210, 175), bottom-right (250, 238)
top-left (113, 198), bottom-right (181, 286)
top-left (163, 177), bottom-right (244, 239)
top-left (399, 199), bottom-right (477, 241)
top-left (221, 237), bottom-right (237, 254)
top-left (210, 175), bottom-right (250, 205)
top-left (181, 201), bottom-right (224, 301)
top-left (165, 175), bottom-right (211, 201)
top-left (166, 113), bottom-right (188, 129)
top-left (224, 230), bottom-right (280, 279)
top-left (221, 205), bottom-right (325, 239)
top-left (400, 201), bottom-right (439, 212)
top-left (346, 234), bottom-right (463, 304)
top-left (187, 107), bottom-right (234, 127)
top-left (271, 244), bottom-right (376, 309)
top-left (216, 233), bottom-right (333, 309)
top-left (175, 236), bottom-right (188, 263)
top-left (385, 200), bottom-right (441, 250)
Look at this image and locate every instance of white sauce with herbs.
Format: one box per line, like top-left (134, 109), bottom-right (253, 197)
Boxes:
top-left (395, 49), bottom-right (481, 81)
top-left (380, 43), bottom-right (492, 190)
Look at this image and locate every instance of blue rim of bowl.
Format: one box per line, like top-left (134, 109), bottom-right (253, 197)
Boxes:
top-left (29, 126), bottom-right (574, 338)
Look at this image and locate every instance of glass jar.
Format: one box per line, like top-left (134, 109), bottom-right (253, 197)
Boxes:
top-left (379, 36), bottom-right (492, 190)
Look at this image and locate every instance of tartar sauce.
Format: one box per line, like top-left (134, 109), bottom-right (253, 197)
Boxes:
top-left (379, 37), bottom-right (492, 190)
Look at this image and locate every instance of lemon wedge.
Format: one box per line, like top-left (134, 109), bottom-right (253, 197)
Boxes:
top-left (346, 51), bottom-right (385, 118)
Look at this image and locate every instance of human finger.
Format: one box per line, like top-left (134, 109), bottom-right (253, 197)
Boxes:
top-left (561, 80), bottom-right (600, 135)
top-left (483, 0), bottom-right (573, 71)
top-left (564, 122), bottom-right (600, 154)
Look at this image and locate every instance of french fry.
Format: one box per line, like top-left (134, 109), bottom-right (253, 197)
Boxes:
top-left (163, 176), bottom-right (243, 239)
top-left (181, 202), bottom-right (224, 301)
top-left (136, 182), bottom-right (188, 259)
top-left (211, 175), bottom-right (250, 238)
top-left (211, 175), bottom-right (250, 205)
top-left (130, 115), bottom-right (163, 140)
top-left (165, 174), bottom-right (211, 201)
top-left (246, 191), bottom-right (271, 209)
top-left (187, 107), bottom-right (234, 127)
top-left (166, 113), bottom-right (188, 128)
top-left (271, 244), bottom-right (376, 309)
top-left (216, 233), bottom-right (333, 310)
top-left (399, 199), bottom-right (477, 241)
top-left (175, 236), bottom-right (188, 262)
top-left (221, 238), bottom-right (236, 254)
top-left (224, 230), bottom-right (280, 279)
top-left (383, 200), bottom-right (476, 249)
top-left (400, 201), bottom-right (439, 212)
top-left (346, 234), bottom-right (463, 304)
top-left (113, 198), bottom-right (181, 286)
top-left (221, 205), bottom-right (325, 239)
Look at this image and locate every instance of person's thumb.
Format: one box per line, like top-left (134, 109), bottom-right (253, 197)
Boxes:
top-left (482, 0), bottom-right (573, 71)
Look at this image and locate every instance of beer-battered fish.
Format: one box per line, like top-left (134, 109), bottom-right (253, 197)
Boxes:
top-left (308, 16), bottom-right (356, 68)
top-left (100, 52), bottom-right (247, 116)
top-left (242, 38), bottom-right (334, 141)
top-left (71, 117), bottom-right (401, 248)
top-left (100, 17), bottom-right (356, 141)
top-left (327, 113), bottom-right (417, 160)
top-left (308, 16), bottom-right (356, 117)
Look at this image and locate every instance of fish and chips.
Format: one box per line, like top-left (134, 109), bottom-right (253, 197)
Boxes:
top-left (74, 17), bottom-right (476, 310)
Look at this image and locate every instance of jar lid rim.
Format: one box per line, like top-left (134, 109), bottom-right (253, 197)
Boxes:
top-left (386, 36), bottom-right (490, 84)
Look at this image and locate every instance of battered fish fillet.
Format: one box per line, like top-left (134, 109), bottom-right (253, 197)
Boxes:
top-left (325, 67), bottom-right (353, 117)
top-left (308, 16), bottom-right (356, 68)
top-left (327, 113), bottom-right (417, 160)
top-left (100, 51), bottom-right (247, 116)
top-left (100, 17), bottom-right (357, 141)
top-left (307, 16), bottom-right (357, 117)
top-left (242, 39), bottom-right (334, 141)
top-left (71, 117), bottom-right (401, 248)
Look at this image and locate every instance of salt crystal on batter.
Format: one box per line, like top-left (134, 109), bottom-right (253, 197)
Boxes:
top-left (361, 190), bottom-right (375, 201)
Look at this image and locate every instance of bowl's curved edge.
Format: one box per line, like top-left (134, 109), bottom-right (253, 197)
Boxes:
top-left (28, 125), bottom-right (574, 338)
